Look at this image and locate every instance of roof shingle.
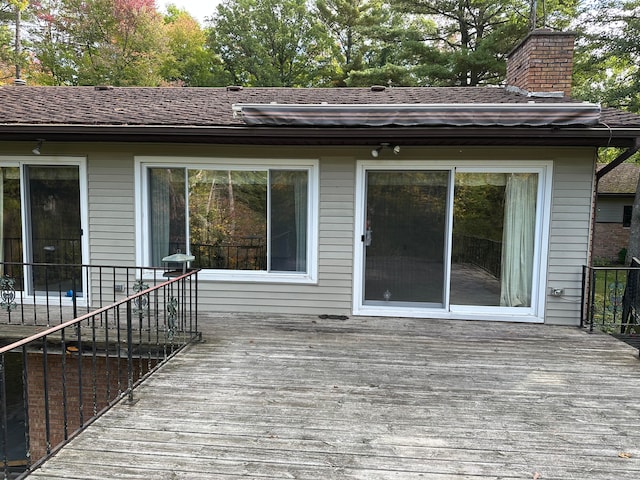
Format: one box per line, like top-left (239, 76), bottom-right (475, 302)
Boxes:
top-left (1, 85), bottom-right (638, 128)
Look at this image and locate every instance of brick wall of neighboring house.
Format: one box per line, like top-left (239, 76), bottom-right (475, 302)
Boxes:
top-left (593, 223), bottom-right (630, 263)
top-left (506, 30), bottom-right (575, 96)
top-left (26, 352), bottom-right (154, 462)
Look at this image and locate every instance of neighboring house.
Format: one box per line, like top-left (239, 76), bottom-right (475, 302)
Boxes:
top-left (594, 163), bottom-right (640, 263)
top-left (1, 29), bottom-right (640, 326)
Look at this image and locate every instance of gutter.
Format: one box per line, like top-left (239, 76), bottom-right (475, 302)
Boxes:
top-left (596, 137), bottom-right (640, 180)
top-left (1, 124), bottom-right (639, 148)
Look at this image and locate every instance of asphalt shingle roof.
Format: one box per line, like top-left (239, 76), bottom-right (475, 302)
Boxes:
top-left (1, 85), bottom-right (639, 128)
top-left (598, 162), bottom-right (640, 194)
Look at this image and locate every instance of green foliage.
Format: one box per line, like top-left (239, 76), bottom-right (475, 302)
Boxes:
top-left (573, 0), bottom-right (640, 113)
top-left (391, 0), bottom-right (579, 86)
top-left (208, 0), bottom-right (336, 87)
top-left (161, 6), bottom-right (229, 86)
top-left (28, 0), bottom-right (169, 86)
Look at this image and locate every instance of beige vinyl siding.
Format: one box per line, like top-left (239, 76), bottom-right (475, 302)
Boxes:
top-left (87, 153), bottom-right (136, 266)
top-left (79, 144), bottom-right (596, 324)
top-left (545, 150), bottom-right (596, 325)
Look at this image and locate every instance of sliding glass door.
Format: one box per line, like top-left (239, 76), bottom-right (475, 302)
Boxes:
top-left (356, 163), bottom-right (549, 320)
top-left (363, 170), bottom-right (449, 307)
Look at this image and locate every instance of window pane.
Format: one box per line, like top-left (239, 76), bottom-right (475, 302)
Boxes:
top-left (149, 168), bottom-right (186, 266)
top-left (270, 170), bottom-right (308, 272)
top-left (451, 172), bottom-right (538, 307)
top-left (1, 167), bottom-right (22, 282)
top-left (364, 170), bottom-right (449, 306)
top-left (28, 166), bottom-right (82, 293)
top-left (189, 170), bottom-right (267, 270)
top-left (623, 205), bottom-right (632, 228)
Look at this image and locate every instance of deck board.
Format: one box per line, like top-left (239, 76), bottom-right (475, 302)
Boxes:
top-left (25, 314), bottom-right (640, 479)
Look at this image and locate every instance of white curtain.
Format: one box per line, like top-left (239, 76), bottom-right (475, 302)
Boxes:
top-left (500, 173), bottom-right (537, 307)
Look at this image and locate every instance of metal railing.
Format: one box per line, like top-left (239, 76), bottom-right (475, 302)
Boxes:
top-left (582, 258), bottom-right (640, 353)
top-left (0, 269), bottom-right (200, 479)
top-left (452, 235), bottom-right (502, 279)
top-left (170, 239), bottom-right (267, 271)
top-left (0, 263), bottom-right (174, 327)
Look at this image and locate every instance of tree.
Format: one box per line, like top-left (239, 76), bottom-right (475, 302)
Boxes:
top-left (30, 0), bottom-right (169, 86)
top-left (572, 1), bottom-right (640, 263)
top-left (573, 0), bottom-right (640, 112)
top-left (208, 0), bottom-right (337, 87)
top-left (393, 0), bottom-right (579, 86)
top-left (345, 7), bottom-right (445, 86)
top-left (0, 0), bottom-right (29, 83)
top-left (161, 5), bottom-right (229, 86)
top-left (315, 0), bottom-right (382, 85)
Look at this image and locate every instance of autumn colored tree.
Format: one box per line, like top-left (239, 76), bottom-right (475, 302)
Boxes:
top-left (161, 5), bottom-right (229, 86)
top-left (30, 0), bottom-right (169, 85)
top-left (0, 0), bottom-right (29, 83)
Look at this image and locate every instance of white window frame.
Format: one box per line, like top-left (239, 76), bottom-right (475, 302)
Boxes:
top-left (135, 156), bottom-right (319, 284)
top-left (0, 156), bottom-right (90, 306)
top-left (353, 160), bottom-right (552, 323)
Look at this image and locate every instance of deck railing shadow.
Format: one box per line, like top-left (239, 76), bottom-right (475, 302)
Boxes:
top-left (582, 257), bottom-right (640, 354)
top-left (0, 269), bottom-right (200, 479)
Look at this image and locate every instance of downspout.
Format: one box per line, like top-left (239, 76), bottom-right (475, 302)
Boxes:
top-left (585, 138), bottom-right (640, 326)
top-left (590, 137), bottom-right (640, 265)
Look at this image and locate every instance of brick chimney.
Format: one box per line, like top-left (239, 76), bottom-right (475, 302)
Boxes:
top-left (506, 29), bottom-right (575, 97)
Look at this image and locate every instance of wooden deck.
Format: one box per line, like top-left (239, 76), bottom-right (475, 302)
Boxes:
top-left (25, 314), bottom-right (640, 479)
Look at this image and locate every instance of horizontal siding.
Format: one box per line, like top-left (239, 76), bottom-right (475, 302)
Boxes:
top-left (545, 152), bottom-right (595, 326)
top-left (596, 197), bottom-right (631, 223)
top-left (87, 154), bottom-right (136, 267)
top-left (77, 145), bottom-right (598, 323)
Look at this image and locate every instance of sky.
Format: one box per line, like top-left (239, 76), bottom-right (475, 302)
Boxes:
top-left (159, 0), bottom-right (221, 24)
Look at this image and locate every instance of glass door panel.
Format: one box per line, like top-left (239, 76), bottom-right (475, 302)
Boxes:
top-left (450, 172), bottom-right (538, 307)
top-left (363, 170), bottom-right (449, 307)
top-left (1, 167), bottom-right (23, 287)
top-left (27, 166), bottom-right (83, 295)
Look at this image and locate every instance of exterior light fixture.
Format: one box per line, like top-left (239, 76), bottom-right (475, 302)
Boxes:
top-left (371, 143), bottom-right (400, 158)
top-left (32, 138), bottom-right (44, 155)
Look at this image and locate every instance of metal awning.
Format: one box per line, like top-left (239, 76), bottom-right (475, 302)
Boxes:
top-left (232, 102), bottom-right (602, 127)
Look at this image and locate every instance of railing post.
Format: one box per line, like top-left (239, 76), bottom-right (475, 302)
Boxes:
top-left (580, 265), bottom-right (586, 329)
top-left (1, 354), bottom-right (8, 480)
top-left (72, 273), bottom-right (77, 320)
top-left (126, 299), bottom-right (134, 403)
top-left (22, 345), bottom-right (31, 471)
top-left (589, 268), bottom-right (597, 333)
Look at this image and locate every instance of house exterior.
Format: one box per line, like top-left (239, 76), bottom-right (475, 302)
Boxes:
top-left (594, 163), bottom-right (640, 263)
top-left (1, 30), bottom-right (639, 326)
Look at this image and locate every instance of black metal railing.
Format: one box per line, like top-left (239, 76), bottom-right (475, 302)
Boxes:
top-left (452, 235), bottom-right (502, 279)
top-left (582, 258), bottom-right (640, 353)
top-left (169, 238), bottom-right (267, 271)
top-left (0, 263), bottom-right (175, 327)
top-left (0, 269), bottom-right (200, 478)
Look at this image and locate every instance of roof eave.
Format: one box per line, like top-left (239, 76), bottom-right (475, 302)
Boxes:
top-left (0, 124), bottom-right (638, 148)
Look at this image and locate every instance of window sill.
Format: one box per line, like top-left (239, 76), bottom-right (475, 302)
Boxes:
top-left (196, 270), bottom-right (317, 285)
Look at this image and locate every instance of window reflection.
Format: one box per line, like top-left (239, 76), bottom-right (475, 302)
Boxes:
top-left (451, 172), bottom-right (538, 307)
